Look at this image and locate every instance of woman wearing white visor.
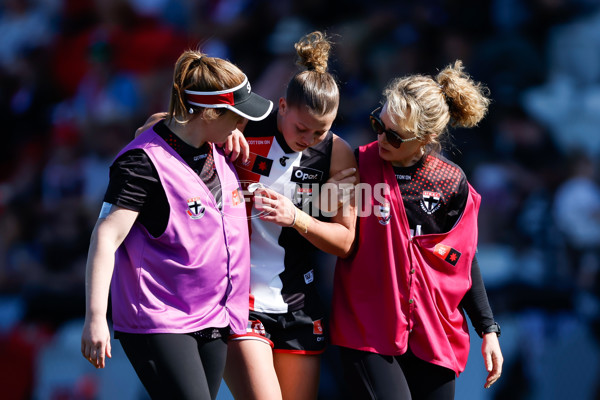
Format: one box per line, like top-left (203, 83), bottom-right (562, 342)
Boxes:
top-left (80, 50), bottom-right (272, 400)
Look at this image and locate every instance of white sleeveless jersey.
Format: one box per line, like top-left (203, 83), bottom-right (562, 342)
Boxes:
top-left (235, 112), bottom-right (333, 313)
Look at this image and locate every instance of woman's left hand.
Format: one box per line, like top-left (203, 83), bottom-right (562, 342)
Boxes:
top-left (218, 128), bottom-right (249, 163)
top-left (317, 167), bottom-right (357, 213)
top-left (482, 332), bottom-right (503, 389)
top-left (253, 187), bottom-right (297, 227)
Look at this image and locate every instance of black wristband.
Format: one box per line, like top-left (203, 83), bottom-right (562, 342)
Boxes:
top-left (481, 322), bottom-right (501, 337)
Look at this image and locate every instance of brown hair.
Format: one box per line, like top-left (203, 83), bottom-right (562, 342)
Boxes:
top-left (285, 31), bottom-right (339, 116)
top-left (383, 60), bottom-right (490, 154)
top-left (168, 50), bottom-right (246, 123)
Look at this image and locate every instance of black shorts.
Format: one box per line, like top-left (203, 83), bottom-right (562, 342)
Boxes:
top-left (230, 308), bottom-right (328, 354)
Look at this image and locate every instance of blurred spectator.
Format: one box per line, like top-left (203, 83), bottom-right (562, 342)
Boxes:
top-left (71, 38), bottom-right (141, 129)
top-left (0, 47), bottom-right (58, 197)
top-left (553, 149), bottom-right (600, 291)
top-left (22, 198), bottom-right (88, 326)
top-left (0, 0), bottom-right (57, 73)
top-left (80, 121), bottom-right (131, 215)
top-left (40, 123), bottom-right (84, 209)
top-left (253, 16), bottom-right (313, 101)
top-left (523, 8), bottom-right (600, 156)
top-left (0, 205), bottom-right (42, 298)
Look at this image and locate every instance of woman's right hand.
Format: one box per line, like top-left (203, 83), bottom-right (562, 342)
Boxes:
top-left (253, 187), bottom-right (297, 227)
top-left (80, 206), bottom-right (138, 369)
top-left (81, 316), bottom-right (112, 369)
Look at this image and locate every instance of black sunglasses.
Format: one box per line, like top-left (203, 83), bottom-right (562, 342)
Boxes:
top-left (369, 107), bottom-right (419, 149)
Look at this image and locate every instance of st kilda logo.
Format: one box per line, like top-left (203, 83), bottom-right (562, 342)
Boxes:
top-left (186, 197), bottom-right (205, 219)
top-left (376, 201), bottom-right (391, 225)
top-left (420, 190), bottom-right (442, 214)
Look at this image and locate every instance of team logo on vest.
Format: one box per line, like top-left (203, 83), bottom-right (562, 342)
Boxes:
top-left (186, 197), bottom-right (205, 219)
top-left (420, 190), bottom-right (442, 214)
top-left (231, 188), bottom-right (243, 206)
top-left (376, 201), bottom-right (391, 225)
top-left (433, 243), bottom-right (462, 266)
top-left (313, 319), bottom-right (323, 335)
top-left (291, 166), bottom-right (323, 183)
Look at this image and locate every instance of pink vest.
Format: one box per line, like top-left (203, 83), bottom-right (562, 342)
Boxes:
top-left (330, 141), bottom-right (480, 375)
top-left (111, 129), bottom-right (250, 335)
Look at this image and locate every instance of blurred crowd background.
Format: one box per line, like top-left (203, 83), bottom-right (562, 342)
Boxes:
top-left (2, 0), bottom-right (600, 399)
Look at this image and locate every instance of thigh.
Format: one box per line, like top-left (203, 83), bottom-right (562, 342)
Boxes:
top-left (399, 349), bottom-right (456, 400)
top-left (273, 352), bottom-right (320, 400)
top-left (338, 347), bottom-right (411, 400)
top-left (224, 339), bottom-right (282, 400)
top-left (119, 333), bottom-right (223, 400)
top-left (118, 334), bottom-right (167, 399)
top-left (196, 334), bottom-right (228, 399)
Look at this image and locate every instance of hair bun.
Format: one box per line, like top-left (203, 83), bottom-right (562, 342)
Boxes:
top-left (436, 60), bottom-right (490, 128)
top-left (295, 31), bottom-right (331, 74)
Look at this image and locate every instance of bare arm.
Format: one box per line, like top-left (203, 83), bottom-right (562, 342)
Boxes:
top-left (254, 135), bottom-right (358, 258)
top-left (81, 205), bottom-right (138, 369)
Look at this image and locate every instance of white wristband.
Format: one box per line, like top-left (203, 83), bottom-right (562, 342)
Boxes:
top-left (288, 207), bottom-right (297, 227)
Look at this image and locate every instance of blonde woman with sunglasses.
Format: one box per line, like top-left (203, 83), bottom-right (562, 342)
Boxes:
top-left (330, 60), bottom-right (503, 399)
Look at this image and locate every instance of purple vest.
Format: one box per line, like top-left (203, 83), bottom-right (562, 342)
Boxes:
top-left (111, 128), bottom-right (250, 335)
